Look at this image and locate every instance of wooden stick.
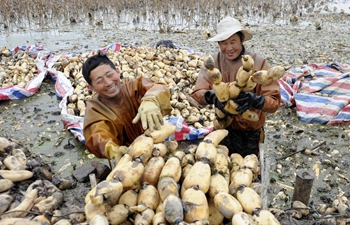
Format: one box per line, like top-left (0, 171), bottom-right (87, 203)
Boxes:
top-left (276, 140), bottom-right (326, 161)
top-left (292, 170), bottom-right (314, 206)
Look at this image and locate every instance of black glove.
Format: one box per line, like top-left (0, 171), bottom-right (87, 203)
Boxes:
top-left (234, 92), bottom-right (265, 114)
top-left (204, 90), bottom-right (226, 112)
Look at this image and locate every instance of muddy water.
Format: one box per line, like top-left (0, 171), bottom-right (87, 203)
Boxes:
top-left (0, 80), bottom-right (93, 176)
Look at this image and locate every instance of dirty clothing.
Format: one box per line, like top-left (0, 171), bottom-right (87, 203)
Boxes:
top-left (190, 49), bottom-right (281, 156)
top-left (83, 76), bottom-right (171, 158)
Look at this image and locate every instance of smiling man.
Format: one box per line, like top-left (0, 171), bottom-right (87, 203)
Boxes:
top-left (190, 16), bottom-right (281, 157)
top-left (81, 54), bottom-right (171, 160)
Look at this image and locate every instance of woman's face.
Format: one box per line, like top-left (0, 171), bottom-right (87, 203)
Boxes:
top-left (88, 64), bottom-right (121, 99)
top-left (218, 33), bottom-right (244, 60)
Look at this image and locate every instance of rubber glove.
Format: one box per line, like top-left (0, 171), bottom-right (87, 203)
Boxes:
top-left (132, 97), bottom-right (163, 131)
top-left (204, 90), bottom-right (226, 112)
top-left (104, 140), bottom-right (128, 163)
top-left (234, 92), bottom-right (265, 114)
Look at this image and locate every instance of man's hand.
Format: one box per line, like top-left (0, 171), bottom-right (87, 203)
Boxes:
top-left (132, 97), bottom-right (163, 131)
top-left (105, 141), bottom-right (128, 162)
top-left (234, 92), bottom-right (265, 114)
top-left (204, 90), bottom-right (226, 112)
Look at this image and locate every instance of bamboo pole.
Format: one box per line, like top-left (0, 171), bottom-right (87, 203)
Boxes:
top-left (259, 143), bottom-right (270, 210)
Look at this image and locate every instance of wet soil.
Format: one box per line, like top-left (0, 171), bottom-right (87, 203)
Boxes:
top-left (1, 2), bottom-right (350, 224)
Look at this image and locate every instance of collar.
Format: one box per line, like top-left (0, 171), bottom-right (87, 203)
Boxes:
top-left (233, 45), bottom-right (246, 61)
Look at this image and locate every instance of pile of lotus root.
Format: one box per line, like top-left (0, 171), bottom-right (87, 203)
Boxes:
top-left (0, 123), bottom-right (280, 225)
top-left (83, 123), bottom-right (280, 225)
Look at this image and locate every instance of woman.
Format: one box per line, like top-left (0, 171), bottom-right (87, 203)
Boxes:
top-left (191, 16), bottom-right (281, 157)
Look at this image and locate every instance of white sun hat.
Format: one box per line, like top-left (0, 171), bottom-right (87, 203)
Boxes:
top-left (208, 16), bottom-right (253, 42)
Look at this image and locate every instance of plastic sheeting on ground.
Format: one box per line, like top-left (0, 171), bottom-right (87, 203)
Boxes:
top-left (165, 116), bottom-right (213, 141)
top-left (278, 62), bottom-right (350, 125)
top-left (0, 45), bottom-right (51, 100)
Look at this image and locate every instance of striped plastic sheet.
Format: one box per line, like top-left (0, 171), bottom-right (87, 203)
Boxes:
top-left (279, 62), bottom-right (350, 125)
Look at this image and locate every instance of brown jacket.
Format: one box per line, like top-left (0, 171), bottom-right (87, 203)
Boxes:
top-left (190, 50), bottom-right (281, 131)
top-left (83, 76), bottom-right (171, 158)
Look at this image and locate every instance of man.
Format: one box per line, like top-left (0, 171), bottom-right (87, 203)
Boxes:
top-left (191, 16), bottom-right (281, 157)
top-left (82, 53), bottom-right (171, 160)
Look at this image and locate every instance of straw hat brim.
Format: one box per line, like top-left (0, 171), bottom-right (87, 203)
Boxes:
top-left (208, 29), bottom-right (253, 42)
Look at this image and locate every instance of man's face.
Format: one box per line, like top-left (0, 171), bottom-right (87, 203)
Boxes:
top-left (88, 64), bottom-right (121, 99)
top-left (218, 33), bottom-right (243, 60)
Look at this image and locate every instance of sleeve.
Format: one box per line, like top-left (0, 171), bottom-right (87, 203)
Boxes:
top-left (137, 76), bottom-right (172, 116)
top-left (190, 66), bottom-right (213, 106)
top-left (259, 80), bottom-right (281, 113)
top-left (253, 53), bottom-right (281, 113)
top-left (83, 102), bottom-right (122, 158)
